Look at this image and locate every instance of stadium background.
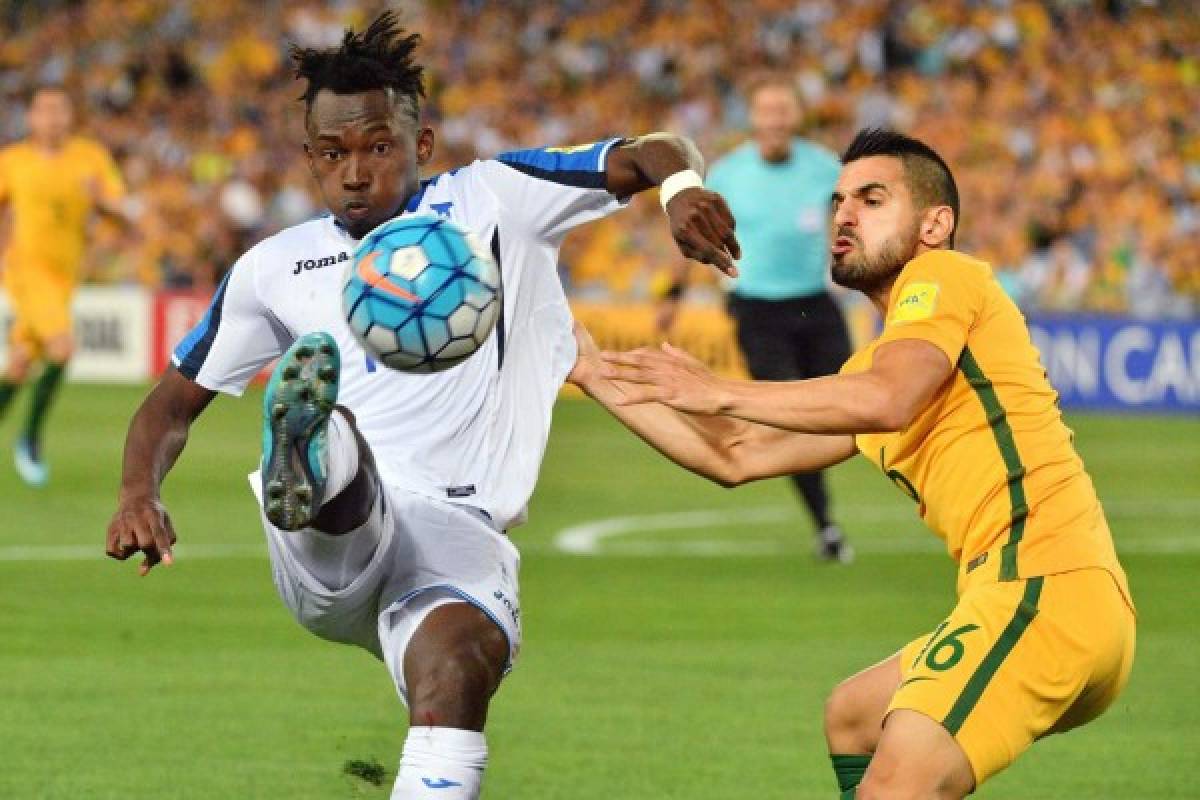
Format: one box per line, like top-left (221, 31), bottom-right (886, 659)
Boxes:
top-left (0, 1), bottom-right (1197, 798)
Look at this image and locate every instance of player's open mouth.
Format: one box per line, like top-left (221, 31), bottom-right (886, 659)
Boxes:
top-left (831, 236), bottom-right (856, 255)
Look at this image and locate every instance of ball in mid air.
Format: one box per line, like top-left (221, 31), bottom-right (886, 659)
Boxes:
top-left (342, 215), bottom-right (502, 373)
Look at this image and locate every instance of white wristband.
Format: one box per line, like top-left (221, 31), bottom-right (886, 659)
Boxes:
top-left (659, 169), bottom-right (704, 211)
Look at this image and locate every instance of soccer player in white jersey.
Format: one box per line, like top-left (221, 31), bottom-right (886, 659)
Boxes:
top-left (104, 13), bottom-right (739, 799)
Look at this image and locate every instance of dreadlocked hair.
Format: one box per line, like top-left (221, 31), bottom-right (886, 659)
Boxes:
top-left (291, 11), bottom-right (425, 122)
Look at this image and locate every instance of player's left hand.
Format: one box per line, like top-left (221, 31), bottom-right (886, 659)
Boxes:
top-left (665, 188), bottom-right (741, 277)
top-left (600, 342), bottom-right (728, 414)
top-left (567, 322), bottom-right (603, 389)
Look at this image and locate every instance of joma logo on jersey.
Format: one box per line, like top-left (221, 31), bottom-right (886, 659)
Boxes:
top-left (292, 251), bottom-right (350, 275)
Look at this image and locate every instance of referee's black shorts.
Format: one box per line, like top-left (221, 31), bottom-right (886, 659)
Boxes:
top-left (727, 291), bottom-right (852, 383)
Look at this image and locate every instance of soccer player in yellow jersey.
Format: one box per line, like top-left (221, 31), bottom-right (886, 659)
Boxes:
top-left (0, 85), bottom-right (128, 486)
top-left (571, 129), bottom-right (1135, 798)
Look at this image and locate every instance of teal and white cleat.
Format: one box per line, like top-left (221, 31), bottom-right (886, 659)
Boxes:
top-left (14, 437), bottom-right (48, 488)
top-left (261, 332), bottom-right (340, 531)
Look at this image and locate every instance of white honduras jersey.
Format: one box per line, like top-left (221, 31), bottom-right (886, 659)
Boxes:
top-left (172, 139), bottom-right (627, 530)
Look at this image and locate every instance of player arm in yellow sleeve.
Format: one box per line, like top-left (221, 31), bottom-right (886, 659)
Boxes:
top-left (570, 324), bottom-right (857, 486)
top-left (602, 254), bottom-right (981, 435)
top-left (87, 144), bottom-right (136, 228)
top-left (604, 338), bottom-right (953, 434)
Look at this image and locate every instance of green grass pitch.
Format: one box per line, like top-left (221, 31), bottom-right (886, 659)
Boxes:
top-left (0, 384), bottom-right (1196, 798)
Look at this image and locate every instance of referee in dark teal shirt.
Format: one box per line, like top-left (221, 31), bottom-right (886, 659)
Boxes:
top-left (667, 76), bottom-right (853, 562)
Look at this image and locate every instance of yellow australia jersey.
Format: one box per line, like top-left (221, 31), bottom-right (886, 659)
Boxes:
top-left (840, 249), bottom-right (1131, 603)
top-left (0, 136), bottom-right (126, 281)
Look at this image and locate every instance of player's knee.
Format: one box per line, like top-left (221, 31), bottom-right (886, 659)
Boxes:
top-left (43, 336), bottom-right (73, 363)
top-left (5, 348), bottom-right (32, 382)
top-left (5, 360), bottom-right (29, 383)
top-left (824, 680), bottom-right (877, 752)
top-left (857, 760), bottom-right (920, 800)
top-left (407, 629), bottom-right (507, 727)
top-left (857, 752), bottom-right (969, 800)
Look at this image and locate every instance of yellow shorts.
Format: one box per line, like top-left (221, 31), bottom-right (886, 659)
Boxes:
top-left (890, 568), bottom-right (1135, 786)
top-left (3, 268), bottom-right (75, 355)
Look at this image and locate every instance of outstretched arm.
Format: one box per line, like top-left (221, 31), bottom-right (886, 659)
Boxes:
top-left (105, 368), bottom-right (215, 575)
top-left (605, 133), bottom-right (742, 276)
top-left (570, 325), bottom-right (857, 487)
top-left (602, 338), bottom-right (954, 435)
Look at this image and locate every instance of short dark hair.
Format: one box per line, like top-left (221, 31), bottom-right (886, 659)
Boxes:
top-left (841, 128), bottom-right (960, 247)
top-left (291, 11), bottom-right (425, 123)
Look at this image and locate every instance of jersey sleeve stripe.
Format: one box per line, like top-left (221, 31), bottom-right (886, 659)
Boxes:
top-left (494, 138), bottom-right (622, 189)
top-left (958, 347), bottom-right (1030, 581)
top-left (172, 271), bottom-right (233, 380)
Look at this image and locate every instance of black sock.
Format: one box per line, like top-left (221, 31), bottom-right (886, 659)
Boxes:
top-left (0, 379), bottom-right (18, 420)
top-left (791, 470), bottom-right (833, 530)
top-left (22, 362), bottom-right (66, 449)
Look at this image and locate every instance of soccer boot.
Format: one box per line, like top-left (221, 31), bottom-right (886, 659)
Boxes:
top-left (261, 332), bottom-right (340, 531)
top-left (815, 524), bottom-right (855, 564)
top-left (13, 437), bottom-right (48, 488)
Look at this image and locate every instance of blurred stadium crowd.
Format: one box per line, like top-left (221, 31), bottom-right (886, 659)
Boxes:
top-left (1, 0), bottom-right (1196, 317)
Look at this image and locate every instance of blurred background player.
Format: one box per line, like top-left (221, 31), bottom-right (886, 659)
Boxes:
top-left (0, 85), bottom-right (129, 486)
top-left (657, 74), bottom-right (852, 562)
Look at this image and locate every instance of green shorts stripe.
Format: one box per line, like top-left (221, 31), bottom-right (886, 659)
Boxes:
top-left (957, 347), bottom-right (1029, 581)
top-left (942, 576), bottom-right (1044, 734)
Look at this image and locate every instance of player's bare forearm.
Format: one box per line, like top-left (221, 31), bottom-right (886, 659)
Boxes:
top-left (715, 372), bottom-right (903, 435)
top-left (730, 425), bottom-right (859, 481)
top-left (605, 133), bottom-right (706, 197)
top-left (578, 372), bottom-right (744, 487)
top-left (716, 340), bottom-right (953, 434)
top-left (569, 322), bottom-right (740, 485)
top-left (117, 375), bottom-right (207, 500)
top-left (107, 369), bottom-right (215, 573)
top-left (605, 134), bottom-right (741, 274)
top-left (580, 373), bottom-right (856, 485)
top-left (605, 338), bottom-right (954, 435)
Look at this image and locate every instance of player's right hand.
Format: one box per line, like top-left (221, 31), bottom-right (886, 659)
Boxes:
top-left (665, 188), bottom-right (741, 277)
top-left (106, 494), bottom-right (176, 576)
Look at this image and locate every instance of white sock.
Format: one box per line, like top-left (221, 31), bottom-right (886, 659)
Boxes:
top-left (323, 409), bottom-right (359, 499)
top-left (279, 410), bottom-right (379, 591)
top-left (392, 727), bottom-right (486, 799)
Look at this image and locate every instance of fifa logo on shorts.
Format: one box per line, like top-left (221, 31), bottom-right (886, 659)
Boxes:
top-left (292, 251), bottom-right (350, 275)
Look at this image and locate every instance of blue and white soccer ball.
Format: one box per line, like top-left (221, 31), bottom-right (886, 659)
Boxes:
top-left (342, 215), bottom-right (502, 373)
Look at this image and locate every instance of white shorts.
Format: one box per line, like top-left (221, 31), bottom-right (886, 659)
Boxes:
top-left (249, 471), bottom-right (522, 704)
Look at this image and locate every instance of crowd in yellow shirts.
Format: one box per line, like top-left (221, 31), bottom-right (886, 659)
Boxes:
top-left (0, 0), bottom-right (1195, 317)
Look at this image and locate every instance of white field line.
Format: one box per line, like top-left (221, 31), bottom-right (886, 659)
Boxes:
top-left (552, 500), bottom-right (1200, 557)
top-left (1, 499), bottom-right (1195, 562)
